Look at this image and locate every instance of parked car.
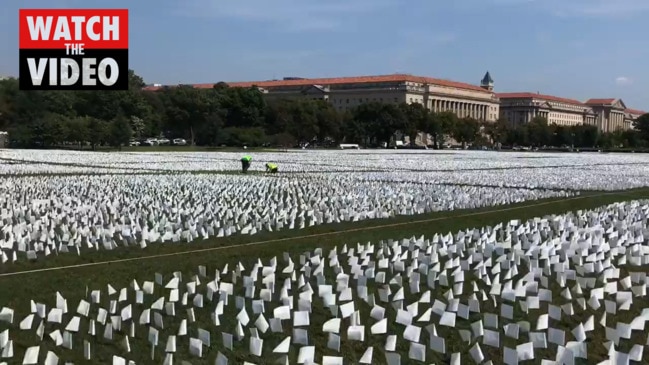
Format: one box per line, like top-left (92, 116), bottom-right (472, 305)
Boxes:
top-left (172, 138), bottom-right (187, 146)
top-left (158, 138), bottom-right (170, 145)
top-left (129, 140), bottom-right (140, 146)
top-left (141, 138), bottom-right (158, 146)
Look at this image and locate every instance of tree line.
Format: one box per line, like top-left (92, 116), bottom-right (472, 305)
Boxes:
top-left (1, 70), bottom-right (649, 150)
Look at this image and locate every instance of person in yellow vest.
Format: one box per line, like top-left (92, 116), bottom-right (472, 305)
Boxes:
top-left (241, 155), bottom-right (252, 173)
top-left (265, 162), bottom-right (278, 173)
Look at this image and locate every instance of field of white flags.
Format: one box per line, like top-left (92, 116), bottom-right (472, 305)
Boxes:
top-left (1, 148), bottom-right (649, 189)
top-left (1, 200), bottom-right (649, 364)
top-left (0, 174), bottom-right (569, 264)
top-left (0, 149), bottom-right (649, 264)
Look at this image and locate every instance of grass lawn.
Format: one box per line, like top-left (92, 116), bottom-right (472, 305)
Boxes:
top-left (1, 188), bottom-right (648, 363)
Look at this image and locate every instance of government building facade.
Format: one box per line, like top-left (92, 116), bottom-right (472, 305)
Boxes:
top-left (226, 73), bottom-right (502, 122)
top-left (497, 93), bottom-right (644, 133)
top-left (144, 71), bottom-right (644, 133)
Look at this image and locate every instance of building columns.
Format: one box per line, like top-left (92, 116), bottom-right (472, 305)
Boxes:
top-left (617, 114), bottom-right (623, 129)
top-left (429, 100), bottom-right (493, 121)
top-left (618, 112), bottom-right (623, 130)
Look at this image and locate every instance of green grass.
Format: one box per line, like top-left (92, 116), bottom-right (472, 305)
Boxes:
top-left (1, 188), bottom-right (648, 364)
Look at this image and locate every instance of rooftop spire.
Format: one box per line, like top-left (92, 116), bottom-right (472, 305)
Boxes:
top-left (480, 71), bottom-right (494, 90)
top-left (481, 71), bottom-right (493, 85)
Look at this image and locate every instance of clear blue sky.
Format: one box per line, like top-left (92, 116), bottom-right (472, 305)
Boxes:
top-left (3, 0), bottom-right (648, 110)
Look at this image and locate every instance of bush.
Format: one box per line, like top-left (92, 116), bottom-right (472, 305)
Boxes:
top-left (221, 127), bottom-right (268, 147)
top-left (269, 133), bottom-right (296, 147)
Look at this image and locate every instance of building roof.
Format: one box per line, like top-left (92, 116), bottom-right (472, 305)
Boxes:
top-left (625, 108), bottom-right (645, 115)
top-left (585, 98), bottom-right (616, 105)
top-left (496, 92), bottom-right (585, 106)
top-left (143, 73), bottom-right (492, 93)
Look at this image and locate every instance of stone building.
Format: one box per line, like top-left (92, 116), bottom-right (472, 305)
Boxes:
top-left (144, 72), bottom-right (646, 134)
top-left (624, 108), bottom-right (644, 130)
top-left (498, 94), bottom-right (645, 132)
top-left (145, 72), bottom-right (501, 123)
top-left (220, 72), bottom-right (501, 122)
top-left (585, 98), bottom-right (643, 132)
top-left (497, 93), bottom-right (596, 127)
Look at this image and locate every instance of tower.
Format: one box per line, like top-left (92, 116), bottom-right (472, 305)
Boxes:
top-left (481, 71), bottom-right (494, 91)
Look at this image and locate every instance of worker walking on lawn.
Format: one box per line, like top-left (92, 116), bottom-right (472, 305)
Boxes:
top-left (265, 162), bottom-right (278, 173)
top-left (241, 155), bottom-right (252, 173)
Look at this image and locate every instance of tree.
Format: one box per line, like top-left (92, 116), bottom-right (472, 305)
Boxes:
top-left (400, 103), bottom-right (428, 146)
top-left (220, 86), bottom-right (266, 128)
top-left (572, 124), bottom-right (598, 148)
top-left (109, 112), bottom-right (132, 150)
top-left (551, 125), bottom-right (571, 147)
top-left (30, 113), bottom-right (67, 147)
top-left (140, 90), bottom-right (165, 137)
top-left (526, 116), bottom-right (551, 147)
top-left (422, 112), bottom-right (445, 149)
top-left (598, 133), bottom-right (613, 149)
top-left (451, 117), bottom-right (480, 148)
top-left (264, 99), bottom-right (293, 136)
top-left (460, 117), bottom-right (481, 147)
top-left (86, 118), bottom-right (108, 150)
top-left (370, 103), bottom-right (405, 145)
top-left (633, 113), bottom-right (649, 142)
top-left (435, 111), bottom-right (458, 148)
top-left (342, 111), bottom-right (369, 145)
top-left (129, 116), bottom-right (146, 139)
top-left (505, 125), bottom-right (529, 146)
top-left (483, 119), bottom-right (509, 146)
top-left (162, 86), bottom-right (220, 145)
top-left (621, 130), bottom-right (643, 148)
top-left (609, 130), bottom-right (625, 148)
top-left (269, 132), bottom-right (296, 148)
top-left (3, 67), bottom-right (644, 151)
top-left (66, 116), bottom-right (90, 149)
top-left (221, 127), bottom-right (267, 147)
top-left (357, 103), bottom-right (405, 146)
top-left (194, 113), bottom-right (224, 146)
top-left (8, 124), bottom-right (33, 147)
top-left (286, 100), bottom-right (319, 145)
top-left (128, 69), bottom-right (146, 89)
top-left (314, 101), bottom-right (342, 144)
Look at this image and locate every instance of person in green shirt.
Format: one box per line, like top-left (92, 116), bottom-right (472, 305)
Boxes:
top-left (241, 155), bottom-right (252, 173)
top-left (265, 162), bottom-right (278, 173)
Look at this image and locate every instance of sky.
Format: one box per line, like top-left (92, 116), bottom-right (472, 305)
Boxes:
top-left (2, 0), bottom-right (648, 110)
